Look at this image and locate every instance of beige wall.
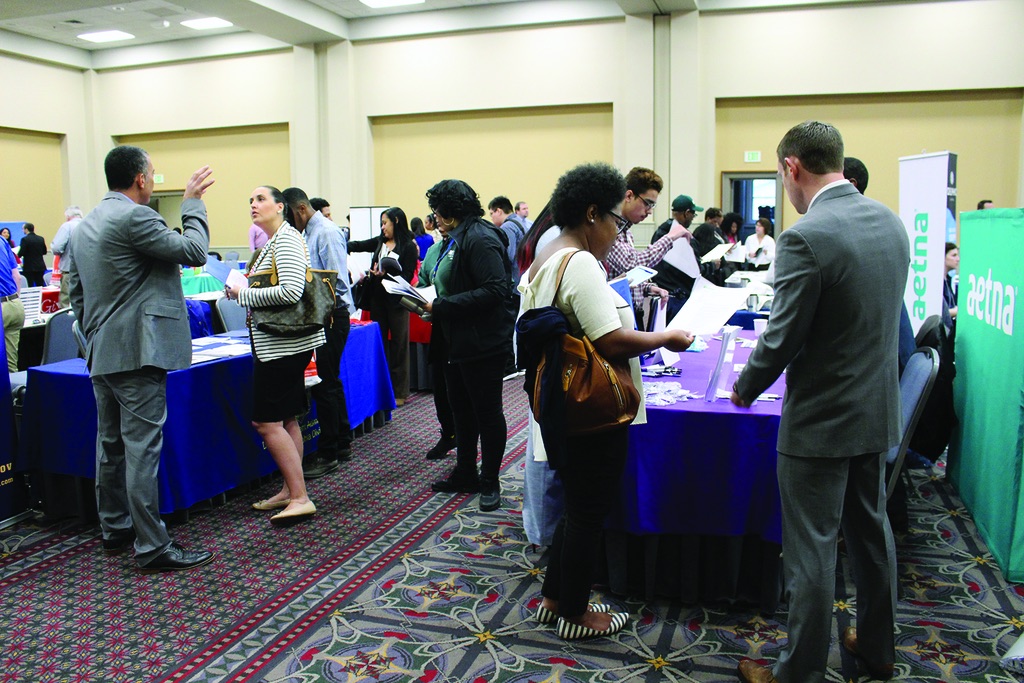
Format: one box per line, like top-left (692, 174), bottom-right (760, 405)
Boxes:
top-left (118, 125), bottom-right (290, 247)
top-left (688, 0), bottom-right (1024, 210)
top-left (0, 0), bottom-right (1022, 243)
top-left (0, 127), bottom-right (65, 242)
top-left (371, 105), bottom-right (613, 222)
top-left (716, 90), bottom-right (1024, 232)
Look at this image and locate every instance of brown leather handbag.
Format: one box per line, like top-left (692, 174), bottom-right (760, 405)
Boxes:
top-left (532, 250), bottom-right (641, 435)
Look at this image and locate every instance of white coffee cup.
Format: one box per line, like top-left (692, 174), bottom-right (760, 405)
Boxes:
top-left (753, 318), bottom-right (768, 338)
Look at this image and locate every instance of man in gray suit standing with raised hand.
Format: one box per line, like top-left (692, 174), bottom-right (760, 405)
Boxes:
top-left (68, 146), bottom-right (216, 573)
top-left (732, 122), bottom-right (908, 683)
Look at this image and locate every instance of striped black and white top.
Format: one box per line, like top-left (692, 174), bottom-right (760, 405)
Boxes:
top-left (238, 222), bottom-right (326, 361)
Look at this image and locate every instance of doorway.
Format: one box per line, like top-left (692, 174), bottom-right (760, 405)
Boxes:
top-left (721, 172), bottom-right (782, 241)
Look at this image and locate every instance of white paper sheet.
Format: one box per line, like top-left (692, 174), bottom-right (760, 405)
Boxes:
top-left (382, 274), bottom-right (431, 302)
top-left (724, 242), bottom-right (746, 263)
top-left (650, 299), bottom-right (681, 366)
top-left (660, 238), bottom-right (700, 277)
top-left (700, 243), bottom-right (733, 264)
top-left (667, 277), bottom-right (752, 336)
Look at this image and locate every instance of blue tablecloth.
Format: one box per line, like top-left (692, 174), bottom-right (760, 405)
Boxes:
top-left (17, 322), bottom-right (394, 514)
top-left (726, 309), bottom-right (769, 330)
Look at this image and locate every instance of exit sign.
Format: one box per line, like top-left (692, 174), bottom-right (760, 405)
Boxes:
top-left (744, 151), bottom-right (761, 163)
top-left (154, 174), bottom-right (165, 184)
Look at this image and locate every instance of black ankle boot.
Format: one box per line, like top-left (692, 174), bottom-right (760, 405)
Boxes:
top-left (426, 432), bottom-right (456, 460)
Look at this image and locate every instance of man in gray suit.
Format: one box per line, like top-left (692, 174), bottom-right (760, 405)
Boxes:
top-left (67, 145), bottom-right (216, 573)
top-left (732, 122), bottom-right (908, 683)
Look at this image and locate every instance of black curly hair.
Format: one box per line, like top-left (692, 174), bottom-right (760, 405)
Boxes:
top-left (550, 162), bottom-right (626, 229)
top-left (425, 179), bottom-right (484, 222)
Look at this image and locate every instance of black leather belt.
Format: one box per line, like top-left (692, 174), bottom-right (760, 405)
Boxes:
top-left (0, 293), bottom-right (19, 302)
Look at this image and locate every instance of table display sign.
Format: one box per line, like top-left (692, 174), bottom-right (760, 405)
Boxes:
top-left (1, 314), bottom-right (29, 523)
top-left (899, 151), bottom-right (957, 334)
top-left (948, 207), bottom-right (1023, 580)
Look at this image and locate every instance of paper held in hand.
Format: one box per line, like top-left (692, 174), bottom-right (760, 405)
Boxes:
top-left (381, 275), bottom-right (436, 317)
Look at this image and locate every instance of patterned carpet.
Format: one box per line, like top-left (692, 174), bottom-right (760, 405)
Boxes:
top-left (2, 380), bottom-right (1022, 683)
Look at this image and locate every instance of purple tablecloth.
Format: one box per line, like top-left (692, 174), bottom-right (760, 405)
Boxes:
top-left (599, 331), bottom-right (786, 611)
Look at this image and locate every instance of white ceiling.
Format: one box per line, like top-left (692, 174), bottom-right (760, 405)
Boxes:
top-left (0, 0), bottom-right (940, 68)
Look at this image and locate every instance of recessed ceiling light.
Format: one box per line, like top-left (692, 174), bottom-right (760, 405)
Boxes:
top-left (360, 0), bottom-right (426, 8)
top-left (180, 17), bottom-right (233, 30)
top-left (78, 29), bottom-right (134, 43)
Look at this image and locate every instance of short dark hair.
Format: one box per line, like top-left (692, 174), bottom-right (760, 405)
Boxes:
top-left (721, 212), bottom-right (743, 235)
top-left (945, 241), bottom-right (958, 254)
top-left (977, 199), bottom-right (993, 210)
top-left (104, 145), bottom-right (149, 191)
top-left (23, 222), bottom-right (35, 233)
top-left (550, 162), bottom-right (626, 229)
top-left (777, 121), bottom-right (844, 175)
top-left (310, 197), bottom-right (330, 212)
top-left (624, 166), bottom-right (663, 196)
top-left (282, 187), bottom-right (311, 209)
top-left (843, 157), bottom-right (869, 194)
top-left (756, 216), bottom-right (774, 237)
top-left (515, 201), bottom-right (528, 212)
top-left (704, 207), bottom-right (722, 221)
top-left (426, 179), bottom-right (484, 221)
top-left (488, 196), bottom-right (514, 214)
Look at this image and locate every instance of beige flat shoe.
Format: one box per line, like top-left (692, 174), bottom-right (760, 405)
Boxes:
top-left (270, 500), bottom-right (317, 526)
top-left (252, 498), bottom-right (290, 511)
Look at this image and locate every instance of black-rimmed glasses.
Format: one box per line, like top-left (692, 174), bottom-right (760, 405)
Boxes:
top-left (609, 210), bottom-right (630, 235)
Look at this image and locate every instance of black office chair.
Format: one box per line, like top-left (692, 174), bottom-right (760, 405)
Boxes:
top-left (215, 296), bottom-right (248, 332)
top-left (885, 346), bottom-right (940, 501)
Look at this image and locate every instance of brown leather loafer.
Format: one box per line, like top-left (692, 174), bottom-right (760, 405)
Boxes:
top-left (842, 627), bottom-right (895, 680)
top-left (737, 658), bottom-right (778, 683)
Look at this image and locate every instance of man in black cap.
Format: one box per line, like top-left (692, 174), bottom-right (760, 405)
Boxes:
top-left (648, 194), bottom-right (712, 321)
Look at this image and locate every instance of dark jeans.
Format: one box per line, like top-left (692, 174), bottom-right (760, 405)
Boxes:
top-left (430, 328), bottom-right (455, 439)
top-left (444, 354), bottom-right (507, 487)
top-left (541, 426), bottom-right (628, 617)
top-left (311, 307), bottom-right (352, 460)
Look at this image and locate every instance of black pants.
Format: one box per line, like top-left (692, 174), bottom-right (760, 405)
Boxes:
top-left (430, 328), bottom-right (455, 439)
top-left (311, 307), bottom-right (352, 460)
top-left (444, 354), bottom-right (507, 487)
top-left (24, 271), bottom-right (45, 287)
top-left (541, 426), bottom-right (628, 617)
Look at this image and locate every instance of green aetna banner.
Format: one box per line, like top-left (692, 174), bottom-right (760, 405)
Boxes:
top-left (948, 208), bottom-right (1024, 581)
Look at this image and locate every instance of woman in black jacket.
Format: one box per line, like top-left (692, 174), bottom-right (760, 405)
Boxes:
top-left (423, 179), bottom-right (512, 512)
top-left (349, 207), bottom-right (419, 404)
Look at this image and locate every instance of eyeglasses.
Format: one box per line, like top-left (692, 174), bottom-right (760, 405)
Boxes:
top-left (638, 195), bottom-right (657, 210)
top-left (608, 210), bottom-right (630, 235)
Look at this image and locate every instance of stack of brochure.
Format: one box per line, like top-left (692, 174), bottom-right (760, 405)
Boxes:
top-left (381, 275), bottom-right (435, 318)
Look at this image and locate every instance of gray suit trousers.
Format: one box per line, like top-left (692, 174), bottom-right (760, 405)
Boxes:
top-left (92, 367), bottom-right (172, 565)
top-left (774, 452), bottom-right (897, 683)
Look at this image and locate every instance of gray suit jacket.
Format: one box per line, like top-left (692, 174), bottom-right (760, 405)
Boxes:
top-left (735, 183), bottom-right (910, 458)
top-left (67, 192), bottom-right (209, 376)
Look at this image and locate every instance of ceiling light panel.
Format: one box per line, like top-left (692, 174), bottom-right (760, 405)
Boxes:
top-left (78, 29), bottom-right (135, 42)
top-left (180, 17), bottom-right (234, 30)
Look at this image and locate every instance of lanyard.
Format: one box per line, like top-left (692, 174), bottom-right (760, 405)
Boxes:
top-left (432, 238), bottom-right (455, 281)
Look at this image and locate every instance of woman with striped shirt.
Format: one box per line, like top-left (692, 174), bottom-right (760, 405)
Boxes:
top-left (226, 185), bottom-right (325, 525)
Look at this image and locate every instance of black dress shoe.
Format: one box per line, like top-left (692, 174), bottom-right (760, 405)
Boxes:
top-left (338, 446), bottom-right (353, 462)
top-left (426, 433), bottom-right (456, 460)
top-left (304, 456), bottom-right (340, 480)
top-left (102, 529), bottom-right (136, 554)
top-left (431, 469), bottom-right (480, 493)
top-left (138, 543), bottom-right (215, 574)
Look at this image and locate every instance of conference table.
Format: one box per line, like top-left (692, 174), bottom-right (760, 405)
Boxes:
top-left (17, 322), bottom-right (395, 517)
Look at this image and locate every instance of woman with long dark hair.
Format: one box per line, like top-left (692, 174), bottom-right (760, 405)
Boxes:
top-left (422, 179), bottom-right (512, 512)
top-left (349, 207), bottom-right (419, 404)
top-left (225, 185), bottom-right (323, 524)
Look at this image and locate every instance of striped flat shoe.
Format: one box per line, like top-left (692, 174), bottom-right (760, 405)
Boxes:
top-left (555, 612), bottom-right (629, 640)
top-left (536, 603), bottom-right (611, 625)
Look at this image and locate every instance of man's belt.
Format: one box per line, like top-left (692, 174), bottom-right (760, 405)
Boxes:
top-left (0, 293), bottom-right (19, 302)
